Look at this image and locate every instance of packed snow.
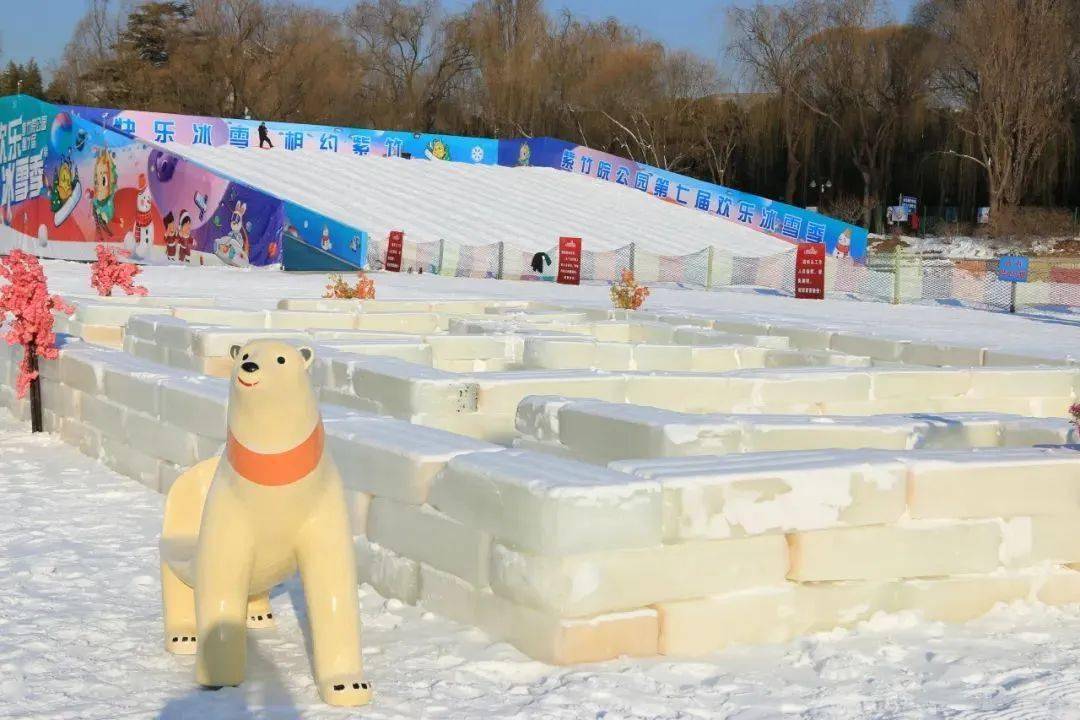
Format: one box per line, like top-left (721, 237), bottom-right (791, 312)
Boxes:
top-left (4, 260), bottom-right (1080, 719)
top-left (5, 411), bottom-right (1080, 719)
top-left (38, 259), bottom-right (1080, 362)
top-left (171, 144), bottom-right (794, 258)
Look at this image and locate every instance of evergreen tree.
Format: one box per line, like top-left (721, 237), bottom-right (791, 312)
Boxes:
top-left (0, 61), bottom-right (20, 95)
top-left (118, 1), bottom-right (194, 67)
top-left (21, 60), bottom-right (44, 97)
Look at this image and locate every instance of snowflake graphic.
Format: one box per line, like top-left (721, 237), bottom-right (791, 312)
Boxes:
top-left (471, 146), bottom-right (485, 163)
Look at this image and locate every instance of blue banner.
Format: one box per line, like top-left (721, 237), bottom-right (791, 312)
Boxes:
top-left (282, 201), bottom-right (367, 269)
top-left (509, 136), bottom-right (868, 260)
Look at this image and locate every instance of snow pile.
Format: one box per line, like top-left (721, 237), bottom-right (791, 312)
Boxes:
top-left (875, 232), bottom-right (1075, 259)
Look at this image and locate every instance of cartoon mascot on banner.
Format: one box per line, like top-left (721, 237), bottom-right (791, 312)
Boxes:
top-left (215, 201), bottom-right (250, 267)
top-left (90, 148), bottom-right (118, 239)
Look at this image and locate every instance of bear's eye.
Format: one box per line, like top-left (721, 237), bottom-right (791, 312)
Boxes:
top-left (242, 353), bottom-right (249, 361)
top-left (277, 356), bottom-right (285, 364)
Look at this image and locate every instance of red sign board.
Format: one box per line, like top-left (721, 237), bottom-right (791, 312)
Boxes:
top-left (557, 236), bottom-right (582, 285)
top-left (385, 230), bottom-right (404, 272)
top-left (795, 242), bottom-right (825, 299)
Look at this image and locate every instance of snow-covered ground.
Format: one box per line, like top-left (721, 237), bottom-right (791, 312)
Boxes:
top-left (41, 259), bottom-right (1080, 362)
top-left (6, 409), bottom-right (1080, 720)
top-left (172, 144), bottom-right (793, 258)
top-left (876, 233), bottom-right (1078, 260)
top-left (4, 260), bottom-right (1080, 719)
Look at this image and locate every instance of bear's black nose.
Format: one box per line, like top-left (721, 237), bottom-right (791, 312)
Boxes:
top-left (241, 361), bottom-right (259, 373)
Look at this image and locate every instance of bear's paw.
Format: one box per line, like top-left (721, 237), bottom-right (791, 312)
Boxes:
top-left (319, 676), bottom-right (373, 707)
top-left (165, 630), bottom-right (198, 655)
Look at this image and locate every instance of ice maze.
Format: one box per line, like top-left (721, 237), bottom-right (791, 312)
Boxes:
top-left (3, 294), bottom-right (1080, 663)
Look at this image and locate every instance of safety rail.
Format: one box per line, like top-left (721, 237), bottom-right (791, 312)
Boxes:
top-left (362, 238), bottom-right (1080, 312)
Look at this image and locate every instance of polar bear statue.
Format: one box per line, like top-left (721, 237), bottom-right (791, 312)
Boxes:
top-left (159, 340), bottom-right (371, 707)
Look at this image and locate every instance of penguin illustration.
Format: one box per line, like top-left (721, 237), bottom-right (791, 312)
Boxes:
top-left (531, 251), bottom-right (551, 274)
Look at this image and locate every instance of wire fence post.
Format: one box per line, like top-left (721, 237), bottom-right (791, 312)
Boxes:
top-left (436, 238), bottom-right (445, 275)
top-left (1009, 281), bottom-right (1017, 314)
top-left (628, 242), bottom-right (635, 276)
top-left (706, 246), bottom-right (715, 288)
top-left (496, 241), bottom-right (505, 280)
top-left (892, 246), bottom-right (901, 305)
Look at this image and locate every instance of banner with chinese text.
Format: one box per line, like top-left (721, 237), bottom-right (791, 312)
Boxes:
top-left (0, 95), bottom-right (288, 266)
top-left (65, 106), bottom-right (500, 166)
top-left (510, 137), bottom-right (866, 260)
top-left (60, 103), bottom-right (867, 264)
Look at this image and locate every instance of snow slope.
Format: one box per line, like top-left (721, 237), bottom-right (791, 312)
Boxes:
top-left (172, 144), bottom-right (793, 258)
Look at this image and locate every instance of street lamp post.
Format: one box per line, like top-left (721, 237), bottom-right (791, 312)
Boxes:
top-left (809, 178), bottom-right (832, 208)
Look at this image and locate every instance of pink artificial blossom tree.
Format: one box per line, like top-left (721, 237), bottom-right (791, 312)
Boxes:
top-left (90, 243), bottom-right (149, 297)
top-left (0, 250), bottom-right (74, 431)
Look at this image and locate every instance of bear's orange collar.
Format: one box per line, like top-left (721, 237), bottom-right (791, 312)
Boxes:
top-left (226, 421), bottom-right (325, 486)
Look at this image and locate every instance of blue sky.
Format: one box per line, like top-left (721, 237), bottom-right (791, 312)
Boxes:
top-left (4, 0), bottom-right (918, 76)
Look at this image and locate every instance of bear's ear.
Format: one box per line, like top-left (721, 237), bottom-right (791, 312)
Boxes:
top-left (230, 344), bottom-right (242, 359)
top-left (298, 346), bottom-right (314, 369)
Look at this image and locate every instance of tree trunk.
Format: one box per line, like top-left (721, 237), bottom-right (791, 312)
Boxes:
top-left (988, 176), bottom-right (1004, 221)
top-left (27, 345), bottom-right (42, 433)
top-left (861, 170), bottom-right (872, 229)
top-left (785, 143), bottom-right (801, 205)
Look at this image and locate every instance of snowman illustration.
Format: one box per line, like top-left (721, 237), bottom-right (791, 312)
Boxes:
top-left (129, 173), bottom-right (155, 261)
top-left (321, 225), bottom-right (332, 251)
top-left (835, 228), bottom-right (852, 258)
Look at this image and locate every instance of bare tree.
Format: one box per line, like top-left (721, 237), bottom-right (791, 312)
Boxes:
top-left (730, 0), bottom-right (821, 203)
top-left (700, 97), bottom-right (745, 185)
top-left (346, 0), bottom-right (474, 130)
top-left (467, 0), bottom-right (548, 136)
top-left (797, 0), bottom-right (933, 229)
top-left (598, 51), bottom-right (724, 173)
top-left (49, 0), bottom-right (122, 104)
top-left (241, 5), bottom-right (360, 123)
top-left (929, 0), bottom-right (1074, 214)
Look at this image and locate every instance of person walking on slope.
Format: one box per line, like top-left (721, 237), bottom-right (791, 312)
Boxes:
top-left (258, 122), bottom-right (273, 149)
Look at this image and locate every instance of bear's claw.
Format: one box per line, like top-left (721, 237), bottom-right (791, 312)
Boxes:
top-left (320, 677), bottom-right (373, 707)
top-left (247, 611), bottom-right (276, 629)
top-left (166, 632), bottom-right (198, 655)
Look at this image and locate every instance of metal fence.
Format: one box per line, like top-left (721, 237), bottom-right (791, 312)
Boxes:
top-left (361, 236), bottom-right (1080, 312)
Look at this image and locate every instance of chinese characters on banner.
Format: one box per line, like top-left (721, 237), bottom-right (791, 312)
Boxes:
top-left (557, 236), bottom-right (582, 285)
top-left (795, 242), bottom-right (825, 299)
top-left (83, 107), bottom-right (498, 166)
top-left (0, 114), bottom-right (48, 209)
top-left (385, 230), bottom-right (404, 272)
top-left (550, 140), bottom-right (864, 257)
